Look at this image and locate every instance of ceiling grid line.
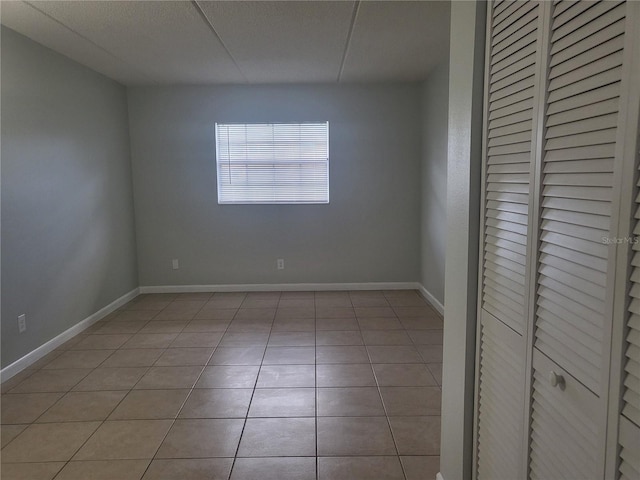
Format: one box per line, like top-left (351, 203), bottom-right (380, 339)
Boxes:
top-left (337, 0), bottom-right (360, 83)
top-left (21, 0), bottom-right (155, 85)
top-left (191, 0), bottom-right (250, 84)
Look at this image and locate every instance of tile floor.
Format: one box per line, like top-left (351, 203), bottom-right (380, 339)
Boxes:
top-left (0, 290), bottom-right (443, 480)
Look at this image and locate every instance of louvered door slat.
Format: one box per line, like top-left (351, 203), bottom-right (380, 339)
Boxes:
top-left (618, 417), bottom-right (640, 480)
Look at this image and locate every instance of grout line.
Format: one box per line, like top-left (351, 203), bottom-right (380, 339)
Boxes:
top-left (337, 0), bottom-right (361, 83)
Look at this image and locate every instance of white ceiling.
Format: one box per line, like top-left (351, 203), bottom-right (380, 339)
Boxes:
top-left (0, 0), bottom-right (450, 86)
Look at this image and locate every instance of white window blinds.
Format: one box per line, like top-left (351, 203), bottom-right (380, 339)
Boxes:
top-left (215, 122), bottom-right (329, 204)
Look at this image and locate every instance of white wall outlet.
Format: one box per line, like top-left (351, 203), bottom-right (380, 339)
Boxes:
top-left (277, 259), bottom-right (285, 270)
top-left (172, 259), bottom-right (179, 270)
top-left (18, 314), bottom-right (27, 333)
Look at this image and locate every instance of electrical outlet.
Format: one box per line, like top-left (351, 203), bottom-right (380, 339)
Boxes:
top-left (18, 314), bottom-right (26, 333)
top-left (277, 259), bottom-right (285, 270)
top-left (172, 259), bottom-right (179, 270)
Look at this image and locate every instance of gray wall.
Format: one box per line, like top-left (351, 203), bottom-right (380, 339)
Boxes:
top-left (1, 27), bottom-right (139, 368)
top-left (127, 84), bottom-right (422, 286)
top-left (420, 60), bottom-right (449, 306)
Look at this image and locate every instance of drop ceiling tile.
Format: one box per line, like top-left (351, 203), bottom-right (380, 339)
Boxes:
top-left (0, 1), bottom-right (149, 84)
top-left (341, 1), bottom-right (450, 82)
top-left (197, 1), bottom-right (355, 83)
top-left (28, 0), bottom-right (245, 84)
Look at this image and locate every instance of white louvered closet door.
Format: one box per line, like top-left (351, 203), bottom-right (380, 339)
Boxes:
top-left (475, 1), bottom-right (541, 478)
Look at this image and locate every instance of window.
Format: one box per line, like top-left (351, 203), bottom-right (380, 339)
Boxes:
top-left (215, 122), bottom-right (329, 204)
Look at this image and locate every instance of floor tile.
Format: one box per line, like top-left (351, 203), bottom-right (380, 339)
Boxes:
top-left (134, 366), bottom-right (202, 389)
top-left (208, 347), bottom-right (265, 365)
top-left (38, 391), bottom-right (126, 422)
top-left (73, 367), bottom-right (148, 391)
top-left (122, 334), bottom-right (178, 349)
top-left (179, 388), bottom-right (252, 418)
top-left (401, 456), bottom-right (441, 480)
top-left (318, 456), bottom-right (405, 480)
top-left (231, 457), bottom-right (316, 480)
top-left (349, 295), bottom-right (390, 307)
top-left (268, 331), bottom-right (315, 346)
top-left (361, 330), bottom-right (412, 345)
top-left (54, 460), bottom-right (150, 480)
top-left (1, 393), bottom-right (64, 424)
top-left (142, 458), bottom-right (233, 480)
top-left (139, 321), bottom-right (188, 334)
top-left (112, 310), bottom-right (158, 322)
top-left (272, 318), bottom-right (315, 332)
top-left (174, 293), bottom-right (213, 302)
top-left (233, 308), bottom-right (276, 321)
top-left (389, 416), bottom-right (440, 455)
top-left (170, 332), bottom-right (223, 348)
top-left (379, 387), bottom-right (442, 416)
top-left (256, 365), bottom-right (315, 388)
top-left (183, 320), bottom-right (231, 332)
top-left (1, 369), bottom-right (38, 393)
top-left (316, 330), bottom-right (363, 346)
top-left (43, 350), bottom-right (113, 370)
top-left (2, 422), bottom-right (101, 462)
top-left (249, 388), bottom-right (315, 417)
top-left (0, 462), bottom-right (65, 480)
top-left (70, 334), bottom-right (132, 350)
top-left (316, 364), bottom-right (376, 387)
top-left (9, 368), bottom-right (92, 393)
top-left (392, 306), bottom-right (438, 317)
top-left (357, 317), bottom-right (404, 330)
top-left (100, 349), bottom-right (164, 368)
top-left (109, 389), bottom-right (189, 420)
top-left (317, 387), bottom-right (385, 416)
top-left (1, 424), bottom-right (27, 448)
top-left (73, 420), bottom-right (173, 460)
top-left (154, 348), bottom-right (214, 366)
top-left (399, 317), bottom-right (444, 330)
top-left (427, 363), bottom-right (443, 385)
top-left (238, 417), bottom-right (315, 456)
top-left (206, 294), bottom-right (245, 309)
top-left (416, 345), bottom-right (444, 363)
top-left (407, 329), bottom-right (444, 345)
top-left (220, 332), bottom-right (270, 346)
top-left (316, 346), bottom-right (369, 364)
top-left (317, 416), bottom-right (396, 455)
top-left (95, 321), bottom-right (146, 335)
top-left (373, 364), bottom-right (437, 386)
top-left (367, 346), bottom-right (423, 363)
top-left (263, 346), bottom-right (315, 365)
top-left (354, 306), bottom-right (396, 317)
top-left (315, 318), bottom-right (359, 331)
top-left (195, 365), bottom-right (259, 388)
top-left (156, 418), bottom-right (244, 458)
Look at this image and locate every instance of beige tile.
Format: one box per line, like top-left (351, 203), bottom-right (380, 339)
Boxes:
top-left (9, 368), bottom-right (92, 393)
top-left (373, 364), bottom-right (437, 387)
top-left (124, 300), bottom-right (170, 312)
top-left (54, 460), bottom-right (150, 480)
top-left (231, 457), bottom-right (316, 480)
top-left (1, 369), bottom-right (38, 393)
top-left (183, 320), bottom-right (231, 332)
top-left (357, 317), bottom-right (404, 330)
top-left (315, 318), bottom-right (359, 331)
top-left (318, 456), bottom-right (404, 480)
top-left (427, 363), bottom-right (443, 385)
top-left (399, 317), bottom-right (444, 330)
top-left (195, 365), bottom-right (259, 388)
top-left (349, 295), bottom-right (390, 307)
top-left (38, 391), bottom-right (127, 422)
top-left (361, 330), bottom-right (412, 345)
top-left (194, 307), bottom-right (237, 321)
top-left (315, 296), bottom-right (352, 307)
top-left (225, 320), bottom-right (272, 333)
top-left (318, 387), bottom-right (385, 416)
top-left (0, 462), bottom-right (65, 480)
top-left (389, 416), bottom-right (440, 455)
top-left (154, 301), bottom-right (206, 320)
top-left (268, 331), bottom-right (315, 346)
top-left (112, 310), bottom-right (158, 322)
top-left (134, 366), bottom-right (202, 389)
top-left (280, 291), bottom-right (314, 299)
top-left (142, 458), bottom-right (233, 480)
top-left (73, 368), bottom-right (148, 391)
top-left (316, 331), bottom-right (363, 346)
top-left (156, 418), bottom-right (244, 458)
top-left (263, 346), bottom-right (315, 365)
top-left (256, 365), bottom-right (315, 388)
top-left (179, 388), bottom-right (252, 418)
top-left (1, 424), bottom-right (27, 448)
top-left (354, 306), bottom-right (396, 317)
top-left (317, 417), bottom-right (396, 455)
top-left (379, 387), bottom-right (442, 416)
top-left (71, 334), bottom-right (132, 350)
top-left (154, 348), bottom-right (214, 366)
top-left (401, 456), bottom-right (440, 480)
top-left (316, 364), bottom-right (376, 387)
top-left (274, 306), bottom-right (316, 319)
top-left (73, 420), bottom-right (173, 460)
top-left (109, 389), bottom-right (189, 420)
top-left (100, 349), bottom-right (164, 368)
top-left (170, 332), bottom-right (223, 348)
top-left (241, 296), bottom-right (280, 308)
top-left (385, 293), bottom-right (428, 307)
top-left (417, 345), bottom-right (444, 363)
top-left (367, 346), bottom-right (423, 364)
top-left (233, 308), bottom-right (276, 321)
top-left (316, 307), bottom-right (355, 319)
top-left (407, 329), bottom-right (444, 345)
top-left (238, 417), bottom-right (315, 456)
top-left (316, 346), bottom-right (369, 364)
top-left (2, 422), bottom-right (101, 462)
top-left (139, 321), bottom-right (188, 334)
top-left (208, 347), bottom-right (265, 366)
top-left (94, 322), bottom-right (145, 335)
top-left (1, 393), bottom-right (64, 424)
top-left (272, 318), bottom-right (315, 332)
top-left (43, 350), bottom-right (113, 369)
top-left (122, 333), bottom-right (178, 349)
top-left (249, 388), bottom-right (315, 417)
top-left (220, 332), bottom-right (270, 346)
top-left (206, 294), bottom-right (245, 309)
top-left (25, 351), bottom-right (65, 370)
top-left (173, 293), bottom-right (213, 302)
top-left (277, 298), bottom-right (315, 308)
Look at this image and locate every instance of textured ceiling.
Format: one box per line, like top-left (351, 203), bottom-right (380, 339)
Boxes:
top-left (0, 1), bottom-right (451, 85)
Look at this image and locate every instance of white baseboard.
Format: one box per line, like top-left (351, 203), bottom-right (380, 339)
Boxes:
top-left (0, 287), bottom-right (139, 382)
top-left (417, 284), bottom-right (445, 316)
top-left (139, 282), bottom-right (421, 294)
top-left (436, 473), bottom-right (445, 480)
